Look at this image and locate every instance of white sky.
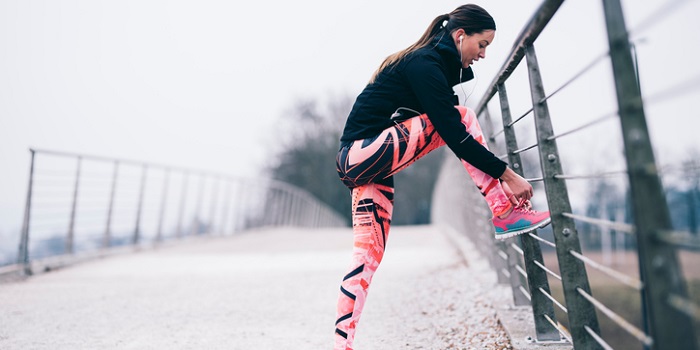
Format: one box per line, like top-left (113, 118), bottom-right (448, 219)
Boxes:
top-left (1, 0), bottom-right (699, 238)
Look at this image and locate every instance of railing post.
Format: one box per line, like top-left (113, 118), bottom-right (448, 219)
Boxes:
top-left (261, 186), bottom-right (271, 227)
top-left (479, 109), bottom-right (516, 286)
top-left (484, 108), bottom-right (526, 291)
top-left (292, 191), bottom-right (299, 227)
top-left (176, 171), bottom-right (189, 238)
top-left (485, 98), bottom-right (529, 302)
top-left (256, 183), bottom-right (266, 228)
top-left (311, 203), bottom-right (321, 227)
top-left (233, 182), bottom-right (248, 233)
top-left (317, 201), bottom-right (323, 227)
top-left (602, 0), bottom-right (697, 348)
top-left (285, 189), bottom-right (295, 226)
top-left (497, 83), bottom-right (561, 341)
top-left (155, 168), bottom-right (170, 243)
top-left (219, 180), bottom-right (233, 235)
top-left (290, 191), bottom-right (299, 227)
top-left (526, 44), bottom-right (602, 349)
top-left (270, 187), bottom-right (280, 227)
top-left (297, 193), bottom-right (307, 227)
top-left (289, 190), bottom-right (296, 226)
top-left (280, 187), bottom-right (288, 226)
top-left (314, 202), bottom-right (322, 227)
top-left (207, 176), bottom-right (220, 234)
top-left (243, 182), bottom-right (255, 230)
top-left (192, 174), bottom-right (205, 235)
top-left (18, 149), bottom-right (36, 275)
top-left (66, 156), bottom-right (82, 255)
top-left (235, 182), bottom-right (248, 232)
top-left (301, 194), bottom-right (309, 227)
top-left (133, 165), bottom-right (147, 245)
top-left (230, 181), bottom-right (242, 234)
top-left (103, 161), bottom-right (119, 248)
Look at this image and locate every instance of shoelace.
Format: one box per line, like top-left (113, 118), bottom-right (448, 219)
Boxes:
top-left (514, 200), bottom-right (534, 213)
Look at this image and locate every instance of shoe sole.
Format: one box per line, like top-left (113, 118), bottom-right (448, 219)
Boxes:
top-left (494, 217), bottom-right (552, 241)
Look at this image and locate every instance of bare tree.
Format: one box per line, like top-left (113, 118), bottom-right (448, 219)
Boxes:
top-left (266, 93), bottom-right (354, 224)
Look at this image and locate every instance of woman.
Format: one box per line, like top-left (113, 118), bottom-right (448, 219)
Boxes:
top-left (334, 4), bottom-right (550, 349)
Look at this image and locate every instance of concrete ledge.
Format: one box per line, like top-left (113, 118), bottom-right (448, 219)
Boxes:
top-left (497, 304), bottom-right (572, 350)
top-left (440, 225), bottom-right (572, 350)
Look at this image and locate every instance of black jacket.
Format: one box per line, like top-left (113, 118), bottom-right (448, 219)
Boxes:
top-left (340, 31), bottom-right (507, 179)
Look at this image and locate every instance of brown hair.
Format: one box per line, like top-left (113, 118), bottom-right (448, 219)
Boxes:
top-left (368, 4), bottom-right (496, 83)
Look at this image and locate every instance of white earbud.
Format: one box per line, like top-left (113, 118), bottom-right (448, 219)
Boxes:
top-left (459, 35), bottom-right (464, 43)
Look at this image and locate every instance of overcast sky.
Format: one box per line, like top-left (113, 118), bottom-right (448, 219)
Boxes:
top-left (1, 0), bottom-right (699, 238)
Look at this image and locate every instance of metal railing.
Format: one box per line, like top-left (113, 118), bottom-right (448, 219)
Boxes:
top-left (2, 148), bottom-right (346, 277)
top-left (433, 0), bottom-right (698, 349)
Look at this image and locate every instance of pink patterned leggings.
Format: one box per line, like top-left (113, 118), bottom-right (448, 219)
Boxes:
top-left (333, 106), bottom-right (510, 349)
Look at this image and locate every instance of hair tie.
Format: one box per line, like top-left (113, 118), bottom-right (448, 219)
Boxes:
top-left (441, 14), bottom-right (450, 29)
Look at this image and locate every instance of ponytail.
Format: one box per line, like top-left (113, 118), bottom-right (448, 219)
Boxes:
top-left (368, 13), bottom-right (449, 84)
top-left (368, 4), bottom-right (496, 84)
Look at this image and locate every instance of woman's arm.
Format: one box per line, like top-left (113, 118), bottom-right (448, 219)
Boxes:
top-left (404, 55), bottom-right (507, 179)
top-left (499, 167), bottom-right (533, 202)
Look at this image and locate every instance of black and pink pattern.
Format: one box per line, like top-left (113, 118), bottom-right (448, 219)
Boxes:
top-left (334, 106), bottom-right (511, 349)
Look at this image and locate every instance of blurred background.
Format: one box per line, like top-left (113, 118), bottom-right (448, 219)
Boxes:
top-left (1, 0), bottom-right (698, 250)
top-left (1, 1), bottom-right (699, 348)
top-left (0, 0), bottom-right (543, 252)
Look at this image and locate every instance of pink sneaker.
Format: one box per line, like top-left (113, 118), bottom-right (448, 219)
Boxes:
top-left (492, 205), bottom-right (551, 240)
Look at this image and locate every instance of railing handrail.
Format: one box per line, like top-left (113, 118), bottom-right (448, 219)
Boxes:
top-left (27, 147), bottom-right (331, 210)
top-left (28, 147), bottom-right (247, 182)
top-left (475, 0), bottom-right (565, 116)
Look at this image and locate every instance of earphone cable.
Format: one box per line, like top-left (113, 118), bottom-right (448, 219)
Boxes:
top-left (461, 72), bottom-right (478, 106)
top-left (458, 37), bottom-right (478, 106)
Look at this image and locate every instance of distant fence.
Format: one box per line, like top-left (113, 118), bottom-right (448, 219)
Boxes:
top-left (433, 0), bottom-right (698, 349)
top-left (1, 148), bottom-right (346, 277)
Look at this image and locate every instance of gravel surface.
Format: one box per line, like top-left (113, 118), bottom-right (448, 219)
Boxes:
top-left (353, 225), bottom-right (513, 350)
top-left (0, 225), bottom-right (513, 350)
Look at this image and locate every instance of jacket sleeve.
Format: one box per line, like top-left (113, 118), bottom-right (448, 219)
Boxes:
top-left (403, 55), bottom-right (507, 179)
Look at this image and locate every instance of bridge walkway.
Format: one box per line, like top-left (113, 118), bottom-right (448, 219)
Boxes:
top-left (0, 225), bottom-right (525, 350)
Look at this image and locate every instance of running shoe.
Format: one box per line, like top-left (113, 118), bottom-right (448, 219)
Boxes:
top-left (492, 204), bottom-right (551, 240)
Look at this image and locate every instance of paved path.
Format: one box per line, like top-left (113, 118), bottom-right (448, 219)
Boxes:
top-left (0, 225), bottom-right (513, 350)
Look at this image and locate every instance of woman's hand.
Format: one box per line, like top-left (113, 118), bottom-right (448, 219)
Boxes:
top-left (500, 180), bottom-right (520, 206)
top-left (499, 167), bottom-right (533, 203)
